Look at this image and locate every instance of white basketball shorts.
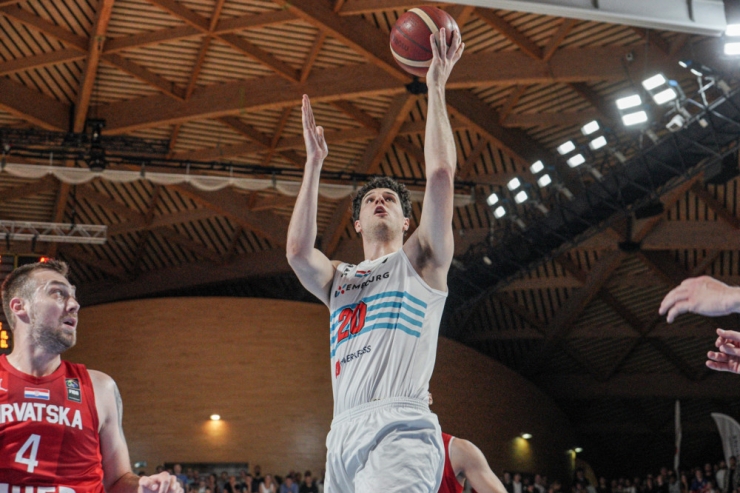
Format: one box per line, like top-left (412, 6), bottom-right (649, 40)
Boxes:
top-left (324, 397), bottom-right (444, 493)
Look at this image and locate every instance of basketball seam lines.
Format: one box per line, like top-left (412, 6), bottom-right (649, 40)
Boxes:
top-left (409, 8), bottom-right (440, 36)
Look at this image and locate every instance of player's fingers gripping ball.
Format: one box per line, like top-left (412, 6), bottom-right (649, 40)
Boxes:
top-left (390, 6), bottom-right (459, 77)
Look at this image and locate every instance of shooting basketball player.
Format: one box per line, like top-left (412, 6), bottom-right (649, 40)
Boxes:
top-left (286, 28), bottom-right (464, 493)
top-left (0, 260), bottom-right (182, 493)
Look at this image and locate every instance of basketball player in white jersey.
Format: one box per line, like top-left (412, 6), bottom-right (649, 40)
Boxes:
top-left (286, 28), bottom-right (464, 493)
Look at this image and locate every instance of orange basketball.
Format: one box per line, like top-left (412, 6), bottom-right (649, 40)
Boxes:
top-left (390, 6), bottom-right (459, 77)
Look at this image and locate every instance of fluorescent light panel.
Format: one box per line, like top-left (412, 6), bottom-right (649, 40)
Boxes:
top-left (530, 160), bottom-right (544, 174)
top-left (589, 136), bottom-right (607, 150)
top-left (494, 206), bottom-right (506, 218)
top-left (622, 111), bottom-right (648, 126)
top-left (653, 87), bottom-right (677, 105)
top-left (616, 95), bottom-right (642, 110)
top-left (557, 141), bottom-right (576, 155)
top-left (581, 121), bottom-right (600, 135)
top-left (486, 193), bottom-right (499, 206)
top-left (537, 174), bottom-right (552, 188)
top-left (514, 191), bottom-right (528, 204)
top-left (507, 177), bottom-right (521, 190)
top-left (727, 24), bottom-right (740, 37)
top-left (567, 154), bottom-right (585, 168)
top-left (725, 42), bottom-right (740, 55)
top-left (642, 74), bottom-right (666, 91)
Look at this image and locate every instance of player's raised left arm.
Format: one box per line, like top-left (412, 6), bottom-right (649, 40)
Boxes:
top-left (403, 28), bottom-right (464, 291)
top-left (91, 370), bottom-right (183, 493)
top-left (450, 438), bottom-right (507, 493)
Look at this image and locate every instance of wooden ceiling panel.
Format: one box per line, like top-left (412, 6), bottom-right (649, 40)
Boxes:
top-left (170, 118), bottom-right (244, 153)
top-left (176, 0), bottom-right (219, 18)
top-left (109, 0), bottom-right (187, 37)
top-left (195, 38), bottom-right (276, 86)
top-left (559, 21), bottom-right (640, 49)
top-left (6, 61), bottom-right (79, 103)
top-left (460, 17), bottom-right (518, 55)
top-left (0, 15), bottom-right (64, 61)
top-left (495, 10), bottom-right (561, 48)
top-left (618, 340), bottom-right (677, 374)
top-left (119, 38), bottom-right (204, 86)
top-left (311, 35), bottom-right (367, 69)
top-left (237, 21), bottom-right (320, 70)
top-left (25, 0), bottom-right (94, 38)
top-left (94, 62), bottom-right (162, 102)
top-left (218, 0), bottom-right (282, 19)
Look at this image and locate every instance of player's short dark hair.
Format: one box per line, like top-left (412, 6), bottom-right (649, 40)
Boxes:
top-left (1, 259), bottom-right (69, 330)
top-left (351, 176), bottom-right (412, 222)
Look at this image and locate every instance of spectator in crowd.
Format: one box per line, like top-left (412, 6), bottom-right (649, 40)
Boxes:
top-left (242, 475), bottom-right (254, 493)
top-left (514, 473), bottom-right (524, 493)
top-left (717, 462), bottom-right (729, 493)
top-left (692, 470), bottom-right (708, 493)
top-left (174, 465), bottom-right (189, 490)
top-left (535, 475), bottom-right (547, 493)
top-left (279, 477), bottom-right (298, 493)
top-left (253, 466), bottom-right (265, 493)
top-left (260, 475), bottom-right (276, 493)
top-left (299, 471), bottom-right (318, 493)
top-left (208, 473), bottom-right (219, 493)
top-left (706, 465), bottom-right (716, 483)
top-left (575, 470), bottom-right (591, 489)
top-left (503, 472), bottom-right (514, 493)
top-left (224, 476), bottom-right (240, 493)
top-left (597, 477), bottom-right (609, 493)
top-left (728, 458), bottom-right (737, 493)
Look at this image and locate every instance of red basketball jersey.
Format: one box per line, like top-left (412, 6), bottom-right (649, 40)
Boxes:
top-left (439, 432), bottom-right (463, 493)
top-left (0, 354), bottom-right (105, 493)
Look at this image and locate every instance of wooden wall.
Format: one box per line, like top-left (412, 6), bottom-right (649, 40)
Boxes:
top-left (65, 297), bottom-right (575, 479)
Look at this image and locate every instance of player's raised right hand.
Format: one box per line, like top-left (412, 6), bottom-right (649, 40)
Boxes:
top-left (658, 275), bottom-right (739, 323)
top-left (302, 94), bottom-right (328, 166)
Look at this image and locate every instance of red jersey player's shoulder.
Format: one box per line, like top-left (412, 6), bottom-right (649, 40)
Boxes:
top-left (87, 370), bottom-right (120, 431)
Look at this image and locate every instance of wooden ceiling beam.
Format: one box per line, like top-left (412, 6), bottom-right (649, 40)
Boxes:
top-left (107, 208), bottom-right (216, 236)
top-left (218, 116), bottom-right (304, 167)
top-left (103, 11), bottom-right (295, 54)
top-left (74, 0), bottom-right (116, 132)
top-left (97, 46), bottom-right (633, 134)
top-left (0, 176), bottom-right (58, 203)
top-left (320, 93), bottom-right (418, 257)
top-left (169, 185), bottom-right (289, 246)
top-left (457, 138), bottom-right (489, 180)
top-left (632, 27), bottom-right (671, 57)
top-left (498, 85), bottom-right (528, 124)
top-left (542, 18), bottom-right (577, 62)
top-left (102, 53), bottom-right (186, 100)
top-left (521, 250), bottom-right (627, 376)
top-left (0, 6), bottom-right (87, 50)
top-left (145, 0), bottom-right (209, 31)
top-left (503, 109), bottom-right (600, 128)
top-left (271, 0), bottom-right (408, 82)
top-left (154, 226), bottom-right (222, 262)
top-left (59, 245), bottom-right (127, 278)
top-left (691, 182), bottom-right (740, 230)
top-left (569, 82), bottom-right (618, 124)
top-left (446, 89), bottom-right (550, 165)
top-left (338, 0), bottom-right (438, 15)
top-left (475, 8), bottom-right (543, 60)
top-left (300, 31), bottom-right (327, 83)
top-left (218, 33), bottom-right (300, 82)
top-left (0, 49), bottom-right (85, 76)
top-left (0, 77), bottom-right (70, 130)
top-left (77, 247), bottom-right (291, 305)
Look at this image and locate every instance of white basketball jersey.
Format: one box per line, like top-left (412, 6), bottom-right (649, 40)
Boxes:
top-left (329, 248), bottom-right (448, 416)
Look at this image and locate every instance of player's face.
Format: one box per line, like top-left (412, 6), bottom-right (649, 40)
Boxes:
top-left (355, 188), bottom-right (409, 239)
top-left (26, 270), bottom-right (79, 354)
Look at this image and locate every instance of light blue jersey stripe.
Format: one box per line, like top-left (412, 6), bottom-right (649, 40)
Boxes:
top-left (330, 320), bottom-right (421, 357)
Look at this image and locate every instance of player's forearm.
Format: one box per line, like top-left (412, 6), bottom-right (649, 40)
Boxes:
top-left (108, 472), bottom-right (141, 493)
top-left (424, 85), bottom-right (457, 177)
top-left (287, 161), bottom-right (322, 259)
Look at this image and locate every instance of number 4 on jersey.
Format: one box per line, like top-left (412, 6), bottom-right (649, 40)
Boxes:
top-left (15, 434), bottom-right (41, 473)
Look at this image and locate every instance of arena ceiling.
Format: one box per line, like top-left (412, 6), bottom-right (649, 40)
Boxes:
top-left (1, 0), bottom-right (740, 476)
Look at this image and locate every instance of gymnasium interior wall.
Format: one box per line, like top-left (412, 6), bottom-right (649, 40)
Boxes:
top-left (65, 297), bottom-right (575, 479)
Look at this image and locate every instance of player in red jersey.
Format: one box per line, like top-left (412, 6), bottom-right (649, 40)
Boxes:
top-left (429, 395), bottom-right (506, 493)
top-left (0, 259), bottom-right (183, 493)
